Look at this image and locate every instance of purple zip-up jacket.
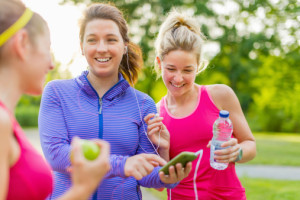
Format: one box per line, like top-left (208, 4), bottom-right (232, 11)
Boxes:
top-left (39, 71), bottom-right (177, 200)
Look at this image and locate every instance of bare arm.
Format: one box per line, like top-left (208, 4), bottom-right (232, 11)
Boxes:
top-left (0, 109), bottom-right (12, 200)
top-left (208, 84), bottom-right (256, 163)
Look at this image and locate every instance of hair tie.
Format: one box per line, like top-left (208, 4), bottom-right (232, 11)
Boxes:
top-left (173, 21), bottom-right (192, 31)
top-left (0, 8), bottom-right (33, 47)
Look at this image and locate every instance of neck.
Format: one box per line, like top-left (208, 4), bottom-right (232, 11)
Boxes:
top-left (87, 71), bottom-right (119, 98)
top-left (0, 67), bottom-right (22, 112)
top-left (166, 84), bottom-right (198, 106)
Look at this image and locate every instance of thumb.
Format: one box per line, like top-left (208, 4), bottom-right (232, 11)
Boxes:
top-left (71, 136), bottom-right (84, 164)
top-left (144, 154), bottom-right (167, 166)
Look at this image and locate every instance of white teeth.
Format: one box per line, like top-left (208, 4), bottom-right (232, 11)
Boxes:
top-left (96, 58), bottom-right (110, 62)
top-left (172, 83), bottom-right (184, 88)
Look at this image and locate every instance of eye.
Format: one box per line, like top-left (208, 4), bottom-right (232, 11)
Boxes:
top-left (87, 38), bottom-right (96, 43)
top-left (167, 68), bottom-right (175, 71)
top-left (108, 38), bottom-right (118, 42)
top-left (184, 70), bottom-right (193, 73)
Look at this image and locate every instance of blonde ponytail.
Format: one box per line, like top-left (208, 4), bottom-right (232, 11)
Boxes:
top-left (154, 11), bottom-right (207, 78)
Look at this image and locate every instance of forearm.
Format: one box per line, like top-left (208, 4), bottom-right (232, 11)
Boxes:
top-left (158, 148), bottom-right (170, 162)
top-left (237, 140), bottom-right (256, 163)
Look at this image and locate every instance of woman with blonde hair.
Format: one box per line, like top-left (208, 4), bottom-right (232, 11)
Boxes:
top-left (146, 11), bottom-right (256, 199)
top-left (0, 0), bottom-right (110, 199)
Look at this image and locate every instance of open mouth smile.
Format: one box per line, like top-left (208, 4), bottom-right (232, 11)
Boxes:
top-left (95, 57), bottom-right (111, 63)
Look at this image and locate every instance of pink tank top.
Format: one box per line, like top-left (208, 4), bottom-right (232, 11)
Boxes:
top-left (0, 102), bottom-right (53, 200)
top-left (159, 85), bottom-right (246, 200)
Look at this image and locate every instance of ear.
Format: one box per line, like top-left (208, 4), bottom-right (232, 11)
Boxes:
top-left (156, 56), bottom-right (162, 70)
top-left (12, 30), bottom-right (30, 61)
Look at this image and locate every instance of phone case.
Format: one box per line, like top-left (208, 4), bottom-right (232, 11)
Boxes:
top-left (159, 151), bottom-right (197, 175)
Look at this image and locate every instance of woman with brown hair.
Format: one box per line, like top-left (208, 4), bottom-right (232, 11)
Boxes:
top-left (39, 3), bottom-right (191, 200)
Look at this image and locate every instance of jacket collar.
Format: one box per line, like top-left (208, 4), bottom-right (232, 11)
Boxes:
top-left (75, 70), bottom-right (130, 101)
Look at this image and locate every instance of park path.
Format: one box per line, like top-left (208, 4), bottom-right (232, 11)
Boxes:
top-left (24, 128), bottom-right (300, 200)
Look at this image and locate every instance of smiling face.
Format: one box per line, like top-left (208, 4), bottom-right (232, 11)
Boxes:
top-left (81, 19), bottom-right (126, 81)
top-left (160, 50), bottom-right (198, 98)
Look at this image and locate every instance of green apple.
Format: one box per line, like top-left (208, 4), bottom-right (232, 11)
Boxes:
top-left (70, 139), bottom-right (101, 162)
top-left (80, 139), bottom-right (101, 160)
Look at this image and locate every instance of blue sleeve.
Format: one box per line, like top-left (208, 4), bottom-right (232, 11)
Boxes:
top-left (39, 81), bottom-right (71, 173)
top-left (135, 95), bottom-right (179, 188)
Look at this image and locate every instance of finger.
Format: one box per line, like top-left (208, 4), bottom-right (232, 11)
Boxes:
top-left (167, 165), bottom-right (177, 182)
top-left (141, 161), bottom-right (155, 174)
top-left (71, 136), bottom-right (84, 163)
top-left (207, 140), bottom-right (211, 148)
top-left (93, 139), bottom-right (111, 159)
top-left (149, 117), bottom-right (163, 125)
top-left (221, 138), bottom-right (237, 148)
top-left (184, 162), bottom-right (192, 176)
top-left (142, 154), bottom-right (167, 166)
top-left (147, 127), bottom-right (160, 136)
top-left (175, 163), bottom-right (185, 180)
top-left (147, 121), bottom-right (163, 130)
top-left (159, 171), bottom-right (167, 182)
top-left (132, 170), bottom-right (143, 180)
top-left (137, 164), bottom-right (148, 177)
top-left (144, 113), bottom-right (156, 123)
top-left (150, 161), bottom-right (159, 167)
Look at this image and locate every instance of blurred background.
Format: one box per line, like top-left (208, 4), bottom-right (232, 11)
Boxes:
top-left (19, 0), bottom-right (300, 199)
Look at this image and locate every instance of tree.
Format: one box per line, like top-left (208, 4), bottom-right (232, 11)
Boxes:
top-left (61, 0), bottom-right (300, 132)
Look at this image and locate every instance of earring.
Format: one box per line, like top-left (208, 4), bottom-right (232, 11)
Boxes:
top-left (124, 46), bottom-right (128, 54)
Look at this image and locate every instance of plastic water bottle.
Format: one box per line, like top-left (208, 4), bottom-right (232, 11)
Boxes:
top-left (210, 110), bottom-right (233, 170)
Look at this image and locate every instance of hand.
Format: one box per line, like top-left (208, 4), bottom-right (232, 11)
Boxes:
top-left (69, 137), bottom-right (111, 195)
top-left (207, 138), bottom-right (241, 163)
top-left (144, 113), bottom-right (170, 160)
top-left (159, 162), bottom-right (192, 184)
top-left (124, 153), bottom-right (167, 180)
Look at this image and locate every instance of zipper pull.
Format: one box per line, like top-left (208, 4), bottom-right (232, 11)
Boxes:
top-left (99, 98), bottom-right (103, 114)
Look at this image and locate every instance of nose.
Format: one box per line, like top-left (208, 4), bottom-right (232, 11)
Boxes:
top-left (96, 40), bottom-right (108, 52)
top-left (173, 72), bottom-right (183, 83)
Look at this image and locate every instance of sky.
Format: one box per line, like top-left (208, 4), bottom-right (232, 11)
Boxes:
top-left (23, 0), bottom-right (87, 77)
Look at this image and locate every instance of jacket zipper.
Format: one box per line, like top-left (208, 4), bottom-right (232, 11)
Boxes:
top-left (99, 98), bottom-right (103, 114)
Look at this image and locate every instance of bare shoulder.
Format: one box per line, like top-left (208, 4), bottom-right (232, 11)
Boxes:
top-left (0, 108), bottom-right (13, 140)
top-left (206, 84), bottom-right (238, 110)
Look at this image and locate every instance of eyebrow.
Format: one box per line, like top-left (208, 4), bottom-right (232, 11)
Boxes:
top-left (166, 64), bottom-right (195, 68)
top-left (86, 33), bottom-right (119, 37)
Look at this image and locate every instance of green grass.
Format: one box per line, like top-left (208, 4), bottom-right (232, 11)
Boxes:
top-left (248, 132), bottom-right (300, 166)
top-left (241, 177), bottom-right (300, 200)
top-left (146, 177), bottom-right (300, 200)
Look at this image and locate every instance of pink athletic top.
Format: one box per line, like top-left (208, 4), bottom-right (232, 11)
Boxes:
top-left (0, 102), bottom-right (53, 200)
top-left (159, 85), bottom-right (246, 200)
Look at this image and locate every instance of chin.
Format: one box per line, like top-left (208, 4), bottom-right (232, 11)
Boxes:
top-left (26, 88), bottom-right (43, 96)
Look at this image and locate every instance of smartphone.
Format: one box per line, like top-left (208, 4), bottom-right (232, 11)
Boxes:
top-left (159, 151), bottom-right (198, 175)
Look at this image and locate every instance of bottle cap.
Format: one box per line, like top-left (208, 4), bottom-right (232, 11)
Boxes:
top-left (219, 110), bottom-right (229, 118)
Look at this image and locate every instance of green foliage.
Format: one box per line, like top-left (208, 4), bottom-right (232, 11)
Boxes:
top-left (15, 106), bottom-right (40, 127)
top-left (60, 0), bottom-right (299, 132)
